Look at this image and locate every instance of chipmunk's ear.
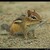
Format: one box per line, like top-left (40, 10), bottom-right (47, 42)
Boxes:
top-left (27, 10), bottom-right (31, 14)
top-left (27, 10), bottom-right (31, 12)
top-left (27, 10), bottom-right (31, 17)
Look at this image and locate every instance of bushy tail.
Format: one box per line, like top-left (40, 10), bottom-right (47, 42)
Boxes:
top-left (1, 24), bottom-right (10, 32)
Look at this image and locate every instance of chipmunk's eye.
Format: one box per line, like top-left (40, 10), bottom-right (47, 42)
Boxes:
top-left (30, 14), bottom-right (36, 19)
top-left (31, 16), bottom-right (36, 19)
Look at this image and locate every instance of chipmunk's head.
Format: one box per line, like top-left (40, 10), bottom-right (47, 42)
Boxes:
top-left (27, 9), bottom-right (42, 23)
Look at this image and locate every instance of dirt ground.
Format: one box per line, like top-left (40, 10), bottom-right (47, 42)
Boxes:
top-left (0, 2), bottom-right (50, 48)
